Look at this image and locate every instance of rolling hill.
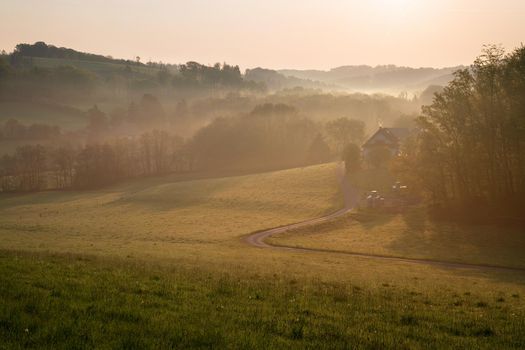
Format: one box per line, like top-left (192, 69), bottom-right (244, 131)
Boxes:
top-left (279, 65), bottom-right (464, 93)
top-left (1, 162), bottom-right (524, 348)
top-left (0, 163), bottom-right (342, 260)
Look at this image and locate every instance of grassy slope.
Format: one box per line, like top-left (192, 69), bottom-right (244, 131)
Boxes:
top-left (1, 251), bottom-right (524, 349)
top-left (2, 163), bottom-right (525, 348)
top-left (269, 208), bottom-right (525, 269)
top-left (264, 167), bottom-right (525, 269)
top-left (0, 163), bottom-right (342, 260)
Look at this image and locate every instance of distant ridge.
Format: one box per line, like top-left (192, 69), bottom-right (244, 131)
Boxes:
top-left (11, 41), bottom-right (144, 66)
top-left (244, 67), bottom-right (337, 91)
top-left (278, 65), bottom-right (465, 93)
top-left (8, 41), bottom-right (463, 93)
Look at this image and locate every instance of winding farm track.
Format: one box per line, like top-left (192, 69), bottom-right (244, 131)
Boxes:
top-left (244, 164), bottom-right (525, 274)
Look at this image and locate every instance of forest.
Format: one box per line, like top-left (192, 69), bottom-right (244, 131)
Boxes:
top-left (0, 42), bottom-right (421, 192)
top-left (395, 45), bottom-right (525, 219)
top-left (0, 102), bottom-right (368, 191)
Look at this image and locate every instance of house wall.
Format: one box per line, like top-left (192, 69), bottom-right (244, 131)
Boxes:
top-left (362, 144), bottom-right (399, 161)
top-left (362, 131), bottom-right (398, 160)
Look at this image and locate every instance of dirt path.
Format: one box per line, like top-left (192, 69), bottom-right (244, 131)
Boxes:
top-left (244, 163), bottom-right (356, 248)
top-left (243, 163), bottom-right (525, 273)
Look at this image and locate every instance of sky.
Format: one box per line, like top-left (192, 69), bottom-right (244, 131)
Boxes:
top-left (0, 0), bottom-right (524, 70)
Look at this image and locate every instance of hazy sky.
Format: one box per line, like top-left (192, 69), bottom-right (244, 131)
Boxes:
top-left (1, 0), bottom-right (523, 70)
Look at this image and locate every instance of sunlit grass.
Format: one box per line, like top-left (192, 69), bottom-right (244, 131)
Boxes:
top-left (2, 162), bottom-right (525, 348)
top-left (0, 163), bottom-right (342, 260)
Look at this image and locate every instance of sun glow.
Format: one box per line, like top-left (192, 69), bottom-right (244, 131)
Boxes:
top-left (374, 0), bottom-right (419, 19)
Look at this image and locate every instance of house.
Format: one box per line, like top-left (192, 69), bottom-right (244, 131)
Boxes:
top-left (362, 127), bottom-right (410, 161)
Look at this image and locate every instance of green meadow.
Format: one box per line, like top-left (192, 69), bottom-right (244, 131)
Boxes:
top-left (0, 163), bottom-right (341, 260)
top-left (1, 163), bottom-right (525, 348)
top-left (2, 251), bottom-right (524, 349)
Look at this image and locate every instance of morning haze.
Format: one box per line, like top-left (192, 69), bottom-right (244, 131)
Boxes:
top-left (1, 0), bottom-right (524, 348)
top-left (1, 0), bottom-right (524, 69)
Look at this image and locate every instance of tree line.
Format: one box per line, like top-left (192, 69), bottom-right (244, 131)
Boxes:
top-left (0, 119), bottom-right (61, 140)
top-left (188, 103), bottom-right (364, 171)
top-left (173, 61), bottom-right (258, 89)
top-left (0, 101), bottom-right (369, 192)
top-left (0, 94), bottom-right (169, 142)
top-left (1, 42), bottom-right (263, 104)
top-left (11, 42), bottom-right (144, 66)
top-left (0, 61), bottom-right (97, 101)
top-left (0, 130), bottom-right (190, 192)
top-left (395, 45), bottom-right (525, 217)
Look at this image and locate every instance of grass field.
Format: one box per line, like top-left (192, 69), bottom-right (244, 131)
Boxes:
top-left (0, 163), bottom-right (342, 261)
top-left (1, 163), bottom-right (525, 348)
top-left (268, 208), bottom-right (525, 269)
top-left (1, 251), bottom-right (524, 349)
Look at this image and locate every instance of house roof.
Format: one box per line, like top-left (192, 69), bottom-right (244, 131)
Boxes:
top-left (362, 127), bottom-right (410, 148)
top-left (387, 128), bottom-right (411, 140)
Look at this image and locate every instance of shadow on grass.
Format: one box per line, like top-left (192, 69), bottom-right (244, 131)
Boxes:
top-left (401, 208), bottom-right (428, 232)
top-left (384, 207), bottom-right (525, 285)
top-left (272, 207), bottom-right (525, 286)
top-left (349, 210), bottom-right (396, 230)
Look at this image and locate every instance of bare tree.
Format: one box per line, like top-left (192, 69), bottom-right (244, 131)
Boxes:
top-left (14, 145), bottom-right (47, 191)
top-left (51, 146), bottom-right (76, 189)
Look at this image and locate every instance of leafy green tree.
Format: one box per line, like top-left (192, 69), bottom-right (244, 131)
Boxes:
top-left (53, 65), bottom-right (95, 90)
top-left (326, 118), bottom-right (365, 153)
top-left (342, 143), bottom-right (361, 173)
top-left (397, 45), bottom-right (525, 214)
top-left (307, 134), bottom-right (331, 164)
top-left (0, 57), bottom-right (9, 79)
top-left (367, 145), bottom-right (392, 169)
top-left (157, 67), bottom-right (172, 85)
